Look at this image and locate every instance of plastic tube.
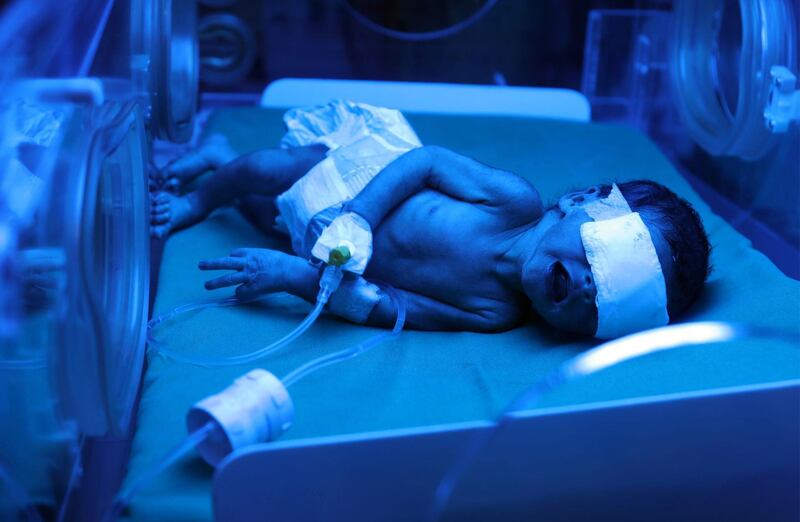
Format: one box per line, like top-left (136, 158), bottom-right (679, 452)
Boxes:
top-left (105, 421), bottom-right (216, 521)
top-left (147, 266), bottom-right (343, 367)
top-left (146, 296), bottom-right (242, 346)
top-left (281, 285), bottom-right (405, 388)
top-left (427, 322), bottom-right (800, 521)
top-left (184, 284), bottom-right (404, 467)
top-left (149, 299), bottom-right (325, 367)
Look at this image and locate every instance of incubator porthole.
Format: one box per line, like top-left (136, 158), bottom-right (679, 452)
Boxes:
top-left (710, 2), bottom-right (742, 121)
top-left (161, 0), bottom-right (199, 142)
top-left (75, 102), bottom-right (150, 435)
top-left (198, 13), bottom-right (257, 87)
top-left (0, 96), bottom-right (149, 438)
top-left (671, 0), bottom-right (798, 160)
top-left (131, 0), bottom-right (198, 143)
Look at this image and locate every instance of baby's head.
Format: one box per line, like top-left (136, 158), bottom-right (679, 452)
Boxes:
top-left (522, 180), bottom-right (710, 338)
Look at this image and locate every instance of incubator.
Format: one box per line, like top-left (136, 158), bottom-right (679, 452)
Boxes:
top-left (0, 0), bottom-right (798, 521)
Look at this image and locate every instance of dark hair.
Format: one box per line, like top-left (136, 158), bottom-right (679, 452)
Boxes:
top-left (599, 180), bottom-right (711, 318)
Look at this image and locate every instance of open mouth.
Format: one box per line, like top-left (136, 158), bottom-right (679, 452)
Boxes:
top-left (548, 260), bottom-right (570, 304)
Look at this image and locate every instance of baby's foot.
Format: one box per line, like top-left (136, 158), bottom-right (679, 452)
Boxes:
top-left (161, 133), bottom-right (237, 192)
top-left (149, 162), bottom-right (181, 193)
top-left (150, 192), bottom-right (203, 239)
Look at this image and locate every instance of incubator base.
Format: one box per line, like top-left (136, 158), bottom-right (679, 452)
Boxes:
top-left (214, 380), bottom-right (800, 522)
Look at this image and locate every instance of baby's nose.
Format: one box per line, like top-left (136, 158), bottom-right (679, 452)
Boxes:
top-left (580, 268), bottom-right (596, 301)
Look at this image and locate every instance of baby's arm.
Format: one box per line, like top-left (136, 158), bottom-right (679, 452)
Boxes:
top-left (199, 248), bottom-right (507, 331)
top-left (346, 146), bottom-right (542, 230)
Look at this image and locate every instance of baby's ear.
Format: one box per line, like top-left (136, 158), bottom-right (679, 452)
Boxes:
top-left (558, 185), bottom-right (603, 214)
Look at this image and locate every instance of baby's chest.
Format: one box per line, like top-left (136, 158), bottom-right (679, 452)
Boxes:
top-left (368, 191), bottom-right (505, 293)
top-left (380, 191), bottom-right (499, 257)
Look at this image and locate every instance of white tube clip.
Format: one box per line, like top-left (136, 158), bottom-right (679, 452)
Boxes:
top-left (186, 369), bottom-right (294, 466)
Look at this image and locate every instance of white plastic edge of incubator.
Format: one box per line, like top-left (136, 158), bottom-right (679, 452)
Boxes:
top-left (261, 78), bottom-right (591, 122)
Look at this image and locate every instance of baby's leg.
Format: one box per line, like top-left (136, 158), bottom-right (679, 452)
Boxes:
top-left (237, 195), bottom-right (282, 237)
top-left (151, 144), bottom-right (326, 238)
top-left (151, 133), bottom-right (237, 193)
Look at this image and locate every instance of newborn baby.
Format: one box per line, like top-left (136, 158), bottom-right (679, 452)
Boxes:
top-left (151, 101), bottom-right (709, 338)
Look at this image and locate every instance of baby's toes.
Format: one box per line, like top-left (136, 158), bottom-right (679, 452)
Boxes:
top-left (151, 209), bottom-right (170, 225)
top-left (151, 199), bottom-right (170, 216)
top-left (152, 192), bottom-right (170, 206)
top-left (164, 177), bottom-right (181, 193)
top-left (150, 192), bottom-right (172, 227)
top-left (151, 224), bottom-right (170, 239)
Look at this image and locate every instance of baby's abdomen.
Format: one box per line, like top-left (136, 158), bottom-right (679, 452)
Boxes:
top-left (367, 191), bottom-right (497, 301)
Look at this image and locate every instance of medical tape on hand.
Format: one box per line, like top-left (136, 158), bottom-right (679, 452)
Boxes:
top-left (327, 276), bottom-right (382, 323)
top-left (579, 184), bottom-right (669, 339)
top-left (312, 211), bottom-right (373, 274)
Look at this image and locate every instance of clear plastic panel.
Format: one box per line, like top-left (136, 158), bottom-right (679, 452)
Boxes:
top-left (131, 0), bottom-right (199, 142)
top-left (581, 2), bottom-right (799, 274)
top-left (670, 0), bottom-right (798, 160)
top-left (0, 0), bottom-right (152, 517)
top-left (581, 10), bottom-right (675, 140)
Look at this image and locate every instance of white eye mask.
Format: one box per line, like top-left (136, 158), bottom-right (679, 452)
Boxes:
top-left (578, 184), bottom-right (670, 339)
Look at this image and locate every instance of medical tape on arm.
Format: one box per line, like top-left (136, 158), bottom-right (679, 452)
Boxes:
top-left (327, 276), bottom-right (383, 324)
top-left (579, 184), bottom-right (669, 339)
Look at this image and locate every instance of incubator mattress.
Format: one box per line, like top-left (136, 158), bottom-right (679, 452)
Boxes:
top-left (123, 108), bottom-right (800, 521)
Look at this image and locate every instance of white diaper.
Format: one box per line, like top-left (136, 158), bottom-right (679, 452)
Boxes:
top-left (275, 100), bottom-right (422, 258)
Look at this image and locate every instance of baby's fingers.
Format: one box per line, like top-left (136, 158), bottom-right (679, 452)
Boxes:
top-left (230, 247), bottom-right (264, 257)
top-left (151, 211), bottom-right (170, 225)
top-left (151, 201), bottom-right (169, 214)
top-left (198, 257), bottom-right (247, 271)
top-left (204, 272), bottom-right (249, 290)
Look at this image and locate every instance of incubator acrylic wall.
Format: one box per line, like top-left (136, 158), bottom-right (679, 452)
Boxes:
top-left (0, 0), bottom-right (202, 517)
top-left (581, 0), bottom-right (800, 275)
top-left (582, 9), bottom-right (678, 147)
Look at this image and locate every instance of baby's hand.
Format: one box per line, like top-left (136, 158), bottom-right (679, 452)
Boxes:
top-left (198, 248), bottom-right (295, 299)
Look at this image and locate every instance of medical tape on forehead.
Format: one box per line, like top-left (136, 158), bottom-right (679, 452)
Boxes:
top-left (582, 183), bottom-right (631, 220)
top-left (580, 184), bottom-right (669, 339)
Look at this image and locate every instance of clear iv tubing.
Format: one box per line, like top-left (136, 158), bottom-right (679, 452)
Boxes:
top-left (104, 421), bottom-right (216, 522)
top-left (427, 322), bottom-right (800, 522)
top-left (106, 283), bottom-right (404, 521)
top-left (147, 266), bottom-right (343, 367)
top-left (281, 284), bottom-right (406, 388)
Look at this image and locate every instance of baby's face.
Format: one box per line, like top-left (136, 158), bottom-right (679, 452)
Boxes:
top-left (522, 186), bottom-right (674, 337)
top-left (521, 207), bottom-right (598, 336)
